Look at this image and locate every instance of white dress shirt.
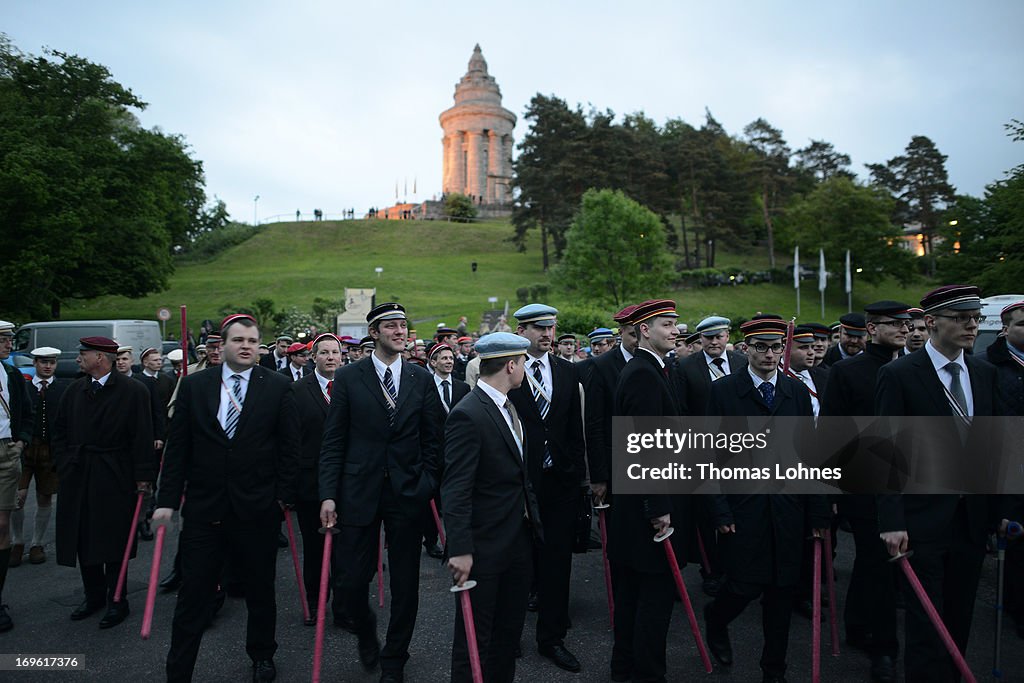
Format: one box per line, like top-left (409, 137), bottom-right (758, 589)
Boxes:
top-left (477, 377), bottom-right (522, 456)
top-left (314, 370), bottom-right (332, 402)
top-left (924, 339), bottom-right (974, 416)
top-left (704, 350), bottom-right (731, 379)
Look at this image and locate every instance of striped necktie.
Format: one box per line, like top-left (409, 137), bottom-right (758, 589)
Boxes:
top-left (383, 367), bottom-right (398, 426)
top-left (531, 360), bottom-right (549, 419)
top-left (225, 374), bottom-right (243, 438)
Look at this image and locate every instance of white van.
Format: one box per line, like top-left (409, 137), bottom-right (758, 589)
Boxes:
top-left (975, 294), bottom-right (1024, 355)
top-left (13, 320), bottom-right (162, 378)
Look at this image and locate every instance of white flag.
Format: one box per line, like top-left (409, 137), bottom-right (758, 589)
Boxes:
top-left (845, 250), bottom-right (852, 293)
top-left (794, 246), bottom-right (800, 290)
top-left (818, 249), bottom-right (827, 293)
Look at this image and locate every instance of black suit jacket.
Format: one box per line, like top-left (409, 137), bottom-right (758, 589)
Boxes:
top-left (291, 372), bottom-right (331, 502)
top-left (707, 368), bottom-right (812, 418)
top-left (157, 365), bottom-right (301, 522)
top-left (280, 365), bottom-right (312, 382)
top-left (583, 346), bottom-right (629, 485)
top-left (874, 347), bottom-right (1004, 543)
top-left (610, 349), bottom-right (688, 573)
top-left (508, 354), bottom-right (586, 489)
top-left (673, 350), bottom-right (748, 416)
top-left (441, 387), bottom-right (542, 574)
top-left (318, 357), bottom-right (443, 526)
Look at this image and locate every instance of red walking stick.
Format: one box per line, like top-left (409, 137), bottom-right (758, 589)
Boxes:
top-left (140, 524), bottom-right (166, 640)
top-left (312, 526), bottom-right (338, 683)
top-left (812, 536), bottom-right (822, 683)
top-left (451, 580), bottom-right (483, 683)
top-left (654, 527), bottom-right (713, 674)
top-left (594, 503), bottom-right (614, 627)
top-left (695, 526), bottom-right (713, 577)
top-left (429, 499), bottom-right (446, 547)
top-left (823, 529), bottom-right (839, 656)
top-left (114, 490), bottom-right (146, 603)
top-left (890, 550), bottom-right (977, 683)
top-left (377, 527), bottom-right (385, 609)
top-left (282, 507), bottom-right (310, 623)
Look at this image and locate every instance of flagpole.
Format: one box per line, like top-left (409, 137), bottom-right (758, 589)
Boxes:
top-left (845, 250), bottom-right (852, 313)
top-left (819, 249), bottom-right (826, 319)
top-left (794, 246), bottom-right (801, 318)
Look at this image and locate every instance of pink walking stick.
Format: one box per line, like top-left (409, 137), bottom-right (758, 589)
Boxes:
top-left (312, 526), bottom-right (338, 683)
top-left (140, 524), bottom-right (166, 639)
top-left (823, 529), bottom-right (839, 656)
top-left (654, 527), bottom-right (713, 674)
top-left (695, 527), bottom-right (713, 577)
top-left (594, 503), bottom-right (614, 627)
top-left (377, 527), bottom-right (385, 609)
top-left (282, 507), bottom-right (310, 623)
top-left (812, 536), bottom-right (822, 683)
top-left (114, 490), bottom-right (146, 603)
top-left (890, 550), bottom-right (976, 683)
top-left (429, 499), bottom-right (446, 546)
top-left (451, 580), bottom-right (483, 683)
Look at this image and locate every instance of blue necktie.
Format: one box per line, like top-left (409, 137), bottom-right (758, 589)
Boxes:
top-left (90, 380), bottom-right (102, 395)
top-left (758, 381), bottom-right (775, 408)
top-left (225, 374), bottom-right (243, 438)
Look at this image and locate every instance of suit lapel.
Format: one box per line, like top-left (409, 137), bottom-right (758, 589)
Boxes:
top-left (911, 352), bottom-right (952, 415)
top-left (965, 356), bottom-right (991, 416)
top-left (359, 360), bottom-right (390, 413)
top-left (395, 362), bottom-right (415, 415)
top-left (234, 366), bottom-right (264, 436)
top-left (306, 375), bottom-right (329, 415)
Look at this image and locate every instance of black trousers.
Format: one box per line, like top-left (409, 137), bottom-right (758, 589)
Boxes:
top-left (295, 499), bottom-right (339, 618)
top-left (80, 561), bottom-right (119, 603)
top-left (901, 503), bottom-right (985, 683)
top-left (844, 515), bottom-right (899, 657)
top-left (333, 484), bottom-right (422, 674)
top-left (609, 562), bottom-right (676, 683)
top-left (532, 471), bottom-right (576, 648)
top-left (166, 507), bottom-right (279, 683)
top-left (707, 579), bottom-right (796, 678)
top-left (451, 524), bottom-right (532, 683)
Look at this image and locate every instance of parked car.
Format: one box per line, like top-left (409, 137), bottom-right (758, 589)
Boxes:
top-left (13, 319), bottom-right (162, 379)
top-left (974, 294), bottom-right (1024, 355)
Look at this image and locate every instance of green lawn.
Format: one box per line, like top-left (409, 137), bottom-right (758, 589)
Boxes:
top-left (64, 218), bottom-right (934, 333)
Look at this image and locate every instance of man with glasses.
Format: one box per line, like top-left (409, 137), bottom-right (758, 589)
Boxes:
top-left (875, 285), bottom-right (1012, 683)
top-left (0, 321), bottom-right (34, 632)
top-left (819, 300), bottom-right (912, 683)
top-left (703, 316), bottom-right (828, 683)
top-left (281, 343), bottom-right (311, 382)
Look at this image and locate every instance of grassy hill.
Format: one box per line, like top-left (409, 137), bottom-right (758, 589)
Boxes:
top-left (64, 218), bottom-right (936, 334)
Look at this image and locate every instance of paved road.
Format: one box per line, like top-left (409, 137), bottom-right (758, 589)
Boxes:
top-left (2, 490), bottom-right (1022, 681)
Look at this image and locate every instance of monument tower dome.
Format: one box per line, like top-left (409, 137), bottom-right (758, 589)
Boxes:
top-left (439, 45), bottom-right (516, 205)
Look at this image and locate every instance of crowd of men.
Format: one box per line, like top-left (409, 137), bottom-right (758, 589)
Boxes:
top-left (0, 282), bottom-right (1022, 683)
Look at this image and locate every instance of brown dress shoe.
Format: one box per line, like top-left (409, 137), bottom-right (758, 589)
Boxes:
top-left (29, 546), bottom-right (46, 564)
top-left (8, 544), bottom-right (24, 567)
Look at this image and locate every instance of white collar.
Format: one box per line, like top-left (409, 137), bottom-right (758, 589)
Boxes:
top-left (526, 352), bottom-right (550, 371)
top-left (638, 346), bottom-right (665, 368)
top-left (748, 365), bottom-right (777, 388)
top-left (95, 371), bottom-right (112, 386)
top-left (314, 369), bottom-right (332, 392)
top-left (620, 345), bottom-right (634, 363)
top-left (924, 339), bottom-right (967, 375)
top-left (371, 352), bottom-right (402, 376)
top-left (221, 364), bottom-right (254, 381)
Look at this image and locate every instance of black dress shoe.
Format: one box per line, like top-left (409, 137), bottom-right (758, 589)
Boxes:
top-left (252, 659), bottom-right (277, 682)
top-left (98, 601), bottom-right (130, 629)
top-left (138, 519), bottom-right (154, 541)
top-left (304, 609), bottom-right (317, 627)
top-left (526, 591), bottom-right (539, 612)
top-left (159, 570), bottom-right (181, 593)
top-left (704, 604), bottom-right (732, 666)
top-left (424, 542), bottom-right (444, 559)
top-left (334, 613), bottom-right (358, 633)
top-left (870, 654), bottom-right (896, 683)
top-left (379, 670), bottom-right (403, 683)
top-left (358, 628), bottom-right (381, 670)
top-left (538, 644), bottom-right (581, 673)
top-left (70, 598), bottom-right (105, 621)
top-left (702, 576), bottom-right (722, 597)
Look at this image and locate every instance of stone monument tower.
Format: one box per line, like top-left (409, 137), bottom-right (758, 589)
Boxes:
top-left (439, 45), bottom-right (516, 205)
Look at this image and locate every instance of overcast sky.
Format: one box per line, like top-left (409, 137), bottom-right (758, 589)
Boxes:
top-left (5, 1), bottom-right (1023, 223)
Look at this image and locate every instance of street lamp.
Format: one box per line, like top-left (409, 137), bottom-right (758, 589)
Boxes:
top-left (254, 195), bottom-right (260, 226)
top-left (375, 267), bottom-right (383, 278)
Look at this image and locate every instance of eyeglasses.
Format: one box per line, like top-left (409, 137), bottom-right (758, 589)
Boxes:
top-left (874, 320), bottom-right (913, 330)
top-left (751, 342), bottom-right (785, 354)
top-left (933, 314), bottom-right (985, 325)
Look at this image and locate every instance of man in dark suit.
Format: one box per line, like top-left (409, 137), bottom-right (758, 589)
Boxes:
top-left (53, 336), bottom-right (154, 630)
top-left (819, 301), bottom-right (912, 683)
top-left (155, 314), bottom-right (300, 682)
top-left (609, 299), bottom-right (689, 683)
top-left (139, 347), bottom-right (176, 409)
top-left (319, 303), bottom-right (443, 683)
top-left (783, 326), bottom-right (829, 418)
top-left (0, 320), bottom-right (34, 632)
top-left (704, 316), bottom-right (830, 683)
top-left (290, 333), bottom-right (342, 626)
top-left (673, 315), bottom-right (748, 416)
top-left (875, 285), bottom-right (1015, 683)
top-left (822, 313), bottom-right (867, 367)
top-left (422, 343), bottom-right (469, 559)
top-left (442, 332), bottom-right (542, 683)
top-left (582, 305), bottom-right (639, 507)
top-left (280, 343), bottom-right (312, 382)
top-left (260, 334), bottom-right (292, 372)
top-left (508, 303), bottom-right (587, 673)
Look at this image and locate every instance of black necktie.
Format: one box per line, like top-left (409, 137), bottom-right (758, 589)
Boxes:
top-left (39, 381), bottom-right (48, 440)
top-left (90, 380), bottom-right (102, 395)
top-left (442, 379), bottom-right (451, 408)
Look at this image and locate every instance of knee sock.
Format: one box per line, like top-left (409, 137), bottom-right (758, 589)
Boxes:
top-left (10, 508), bottom-right (24, 546)
top-left (31, 505), bottom-right (52, 547)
